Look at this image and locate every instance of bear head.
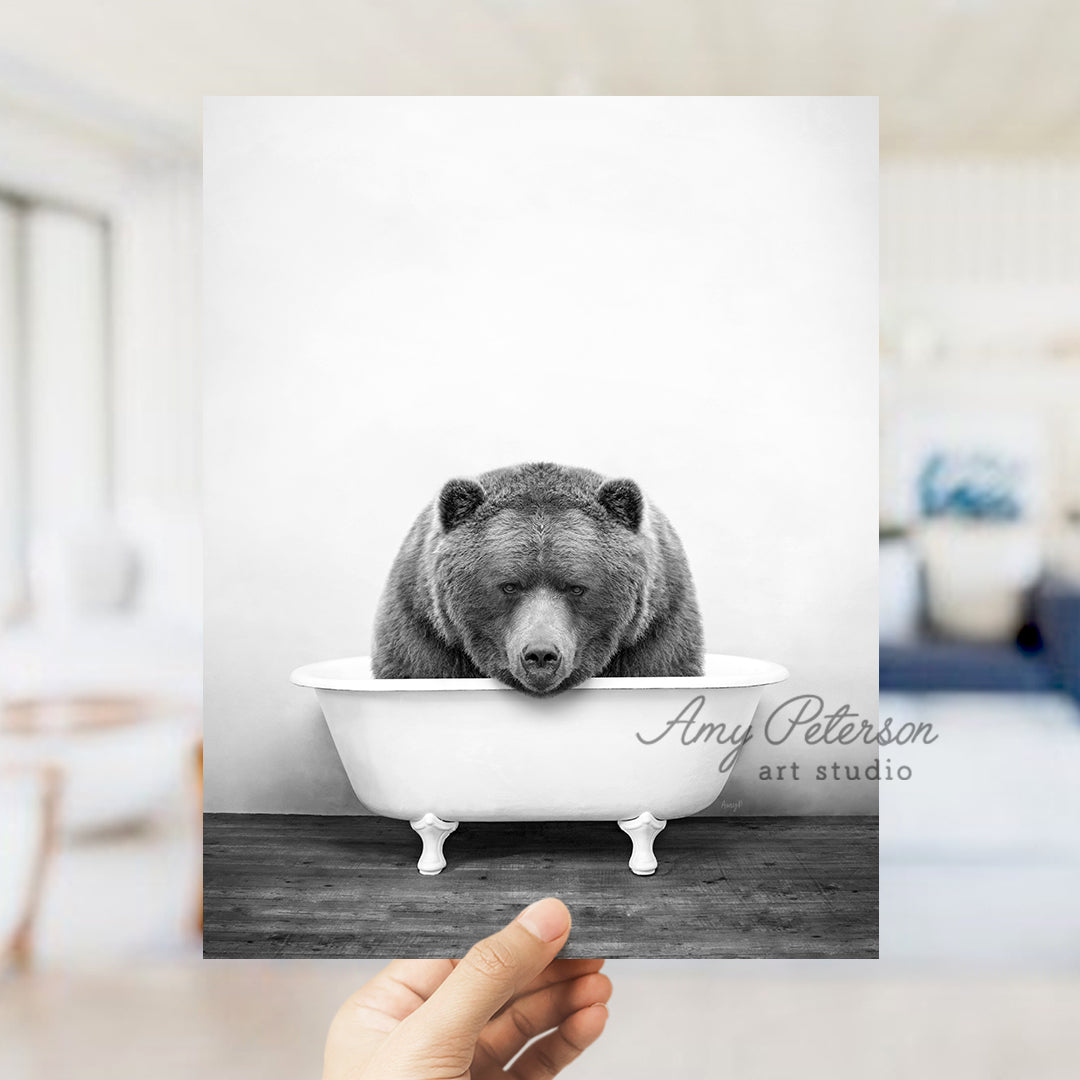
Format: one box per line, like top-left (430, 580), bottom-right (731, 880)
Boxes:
top-left (430, 463), bottom-right (650, 694)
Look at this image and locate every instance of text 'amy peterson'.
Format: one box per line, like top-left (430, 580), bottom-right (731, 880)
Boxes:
top-left (636, 694), bottom-right (937, 773)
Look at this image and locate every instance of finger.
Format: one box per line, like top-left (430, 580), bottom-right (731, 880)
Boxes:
top-left (508, 1003), bottom-right (609, 1080)
top-left (478, 971), bottom-right (612, 1064)
top-left (377, 959), bottom-right (457, 1005)
top-left (447, 956), bottom-right (603, 979)
top-left (358, 957), bottom-right (603, 1023)
top-left (325, 961), bottom-right (455, 1080)
top-left (343, 960), bottom-right (455, 1031)
top-left (400, 897), bottom-right (571, 1053)
top-left (491, 958), bottom-right (605, 1018)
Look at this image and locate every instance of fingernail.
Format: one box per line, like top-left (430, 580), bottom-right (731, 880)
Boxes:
top-left (517, 897), bottom-right (570, 942)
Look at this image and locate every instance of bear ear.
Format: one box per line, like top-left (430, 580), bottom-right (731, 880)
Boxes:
top-left (597, 478), bottom-right (644, 531)
top-left (438, 478), bottom-right (486, 531)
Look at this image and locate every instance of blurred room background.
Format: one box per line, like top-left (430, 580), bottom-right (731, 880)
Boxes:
top-left (878, 161), bottom-right (1080, 965)
top-left (2, 1), bottom-right (1079, 1078)
top-left (0, 26), bottom-right (203, 975)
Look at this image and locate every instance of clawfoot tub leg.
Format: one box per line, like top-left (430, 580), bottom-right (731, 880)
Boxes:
top-left (410, 813), bottom-right (459, 875)
top-left (618, 812), bottom-right (667, 876)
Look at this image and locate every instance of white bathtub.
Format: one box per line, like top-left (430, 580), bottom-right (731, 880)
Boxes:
top-left (291, 653), bottom-right (788, 875)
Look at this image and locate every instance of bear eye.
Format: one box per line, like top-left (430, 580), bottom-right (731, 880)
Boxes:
top-left (568, 585), bottom-right (586, 597)
top-left (500, 583), bottom-right (520, 595)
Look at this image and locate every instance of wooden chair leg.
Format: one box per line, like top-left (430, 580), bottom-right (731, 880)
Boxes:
top-left (193, 740), bottom-right (203, 936)
top-left (3, 765), bottom-right (62, 974)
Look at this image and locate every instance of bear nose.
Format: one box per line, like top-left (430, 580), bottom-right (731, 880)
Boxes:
top-left (522, 643), bottom-right (561, 672)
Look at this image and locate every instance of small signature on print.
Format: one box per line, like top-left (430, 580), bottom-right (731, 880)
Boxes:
top-left (635, 693), bottom-right (938, 779)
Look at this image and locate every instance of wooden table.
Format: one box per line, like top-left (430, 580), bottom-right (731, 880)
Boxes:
top-left (204, 814), bottom-right (877, 959)
top-left (0, 696), bottom-right (153, 733)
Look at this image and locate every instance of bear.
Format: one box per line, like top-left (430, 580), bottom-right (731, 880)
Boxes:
top-left (372, 462), bottom-right (704, 694)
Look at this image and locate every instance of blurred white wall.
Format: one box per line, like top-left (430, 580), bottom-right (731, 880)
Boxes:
top-left (881, 160), bottom-right (1080, 533)
top-left (0, 105), bottom-right (201, 631)
top-left (112, 165), bottom-right (202, 626)
top-left (203, 96), bottom-right (879, 815)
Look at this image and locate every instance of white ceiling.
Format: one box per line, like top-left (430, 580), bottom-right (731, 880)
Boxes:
top-left (0, 0), bottom-right (1078, 157)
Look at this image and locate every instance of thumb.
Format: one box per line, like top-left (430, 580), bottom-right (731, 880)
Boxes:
top-left (400, 897), bottom-right (571, 1056)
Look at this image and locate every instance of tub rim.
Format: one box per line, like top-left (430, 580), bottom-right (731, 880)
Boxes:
top-left (291, 653), bottom-right (789, 692)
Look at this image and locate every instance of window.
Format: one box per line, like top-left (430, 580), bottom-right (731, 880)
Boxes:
top-left (0, 191), bottom-right (112, 622)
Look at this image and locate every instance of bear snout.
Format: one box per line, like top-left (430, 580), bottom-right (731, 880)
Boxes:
top-left (521, 641), bottom-right (562, 672)
top-left (505, 588), bottom-right (578, 693)
top-left (514, 639), bottom-right (567, 692)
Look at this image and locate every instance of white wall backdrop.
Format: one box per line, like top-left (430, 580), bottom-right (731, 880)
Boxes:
top-left (204, 97), bottom-right (878, 815)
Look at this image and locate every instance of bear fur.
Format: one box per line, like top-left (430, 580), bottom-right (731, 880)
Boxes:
top-left (372, 463), bottom-right (704, 694)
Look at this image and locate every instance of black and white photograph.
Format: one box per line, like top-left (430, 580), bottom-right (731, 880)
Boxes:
top-left (201, 95), bottom-right (878, 959)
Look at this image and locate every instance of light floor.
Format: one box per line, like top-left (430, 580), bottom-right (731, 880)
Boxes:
top-left (4, 961), bottom-right (1080, 1080)
top-left (880, 691), bottom-right (1080, 967)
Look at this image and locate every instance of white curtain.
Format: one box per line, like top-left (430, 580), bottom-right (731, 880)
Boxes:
top-left (0, 199), bottom-right (109, 624)
top-left (0, 201), bottom-right (20, 621)
top-left (25, 207), bottom-right (110, 534)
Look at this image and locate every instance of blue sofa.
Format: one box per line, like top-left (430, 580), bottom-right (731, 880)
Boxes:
top-left (880, 577), bottom-right (1080, 700)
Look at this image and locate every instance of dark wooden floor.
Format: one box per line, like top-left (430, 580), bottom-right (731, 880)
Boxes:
top-left (203, 814), bottom-right (877, 959)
